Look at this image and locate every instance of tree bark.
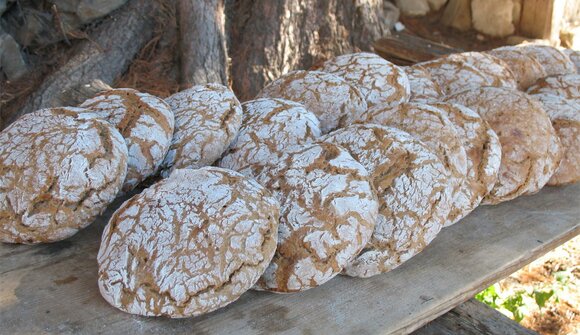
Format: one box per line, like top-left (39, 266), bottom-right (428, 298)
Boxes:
top-left (177, 0), bottom-right (228, 88)
top-left (6, 0), bottom-right (159, 127)
top-left (227, 0), bottom-right (388, 101)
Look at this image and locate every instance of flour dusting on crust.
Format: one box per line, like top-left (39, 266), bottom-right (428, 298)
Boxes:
top-left (419, 52), bottom-right (517, 95)
top-left (529, 93), bottom-right (580, 186)
top-left (318, 52), bottom-right (410, 108)
top-left (358, 102), bottom-right (468, 227)
top-left (0, 109), bottom-right (128, 243)
top-left (219, 98), bottom-right (321, 177)
top-left (518, 45), bottom-right (576, 77)
top-left (80, 88), bottom-right (174, 192)
top-left (253, 143), bottom-right (378, 291)
top-left (322, 124), bottom-right (451, 278)
top-left (446, 87), bottom-right (562, 204)
top-left (432, 102), bottom-right (501, 225)
top-left (487, 46), bottom-right (547, 90)
top-left (257, 70), bottom-right (367, 133)
top-left (405, 65), bottom-right (443, 103)
top-left (161, 83), bottom-right (242, 175)
top-left (97, 167), bottom-right (279, 318)
top-left (527, 74), bottom-right (580, 104)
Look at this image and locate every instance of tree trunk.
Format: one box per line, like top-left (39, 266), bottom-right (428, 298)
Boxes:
top-left (227, 0), bottom-right (388, 101)
top-left (177, 0), bottom-right (228, 88)
top-left (7, 0), bottom-right (160, 126)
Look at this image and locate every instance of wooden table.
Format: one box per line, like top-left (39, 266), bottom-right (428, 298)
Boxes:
top-left (1, 183), bottom-right (579, 335)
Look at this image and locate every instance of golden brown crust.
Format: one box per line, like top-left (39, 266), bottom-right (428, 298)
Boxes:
top-left (97, 167), bottom-right (279, 318)
top-left (446, 87), bottom-right (562, 204)
top-left (0, 109), bottom-right (128, 244)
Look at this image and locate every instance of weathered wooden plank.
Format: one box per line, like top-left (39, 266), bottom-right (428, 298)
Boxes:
top-left (0, 184), bottom-right (578, 335)
top-left (519, 0), bottom-right (565, 41)
top-left (413, 299), bottom-right (539, 335)
top-left (374, 33), bottom-right (461, 65)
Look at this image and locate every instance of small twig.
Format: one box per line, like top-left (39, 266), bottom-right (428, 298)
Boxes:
top-left (51, 4), bottom-right (71, 46)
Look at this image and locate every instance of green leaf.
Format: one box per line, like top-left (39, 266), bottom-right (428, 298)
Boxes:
top-left (533, 289), bottom-right (554, 309)
top-left (476, 284), bottom-right (500, 309)
top-left (502, 291), bottom-right (526, 323)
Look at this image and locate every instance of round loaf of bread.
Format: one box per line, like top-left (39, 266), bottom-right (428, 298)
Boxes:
top-left (527, 74), bottom-right (580, 104)
top-left (97, 167), bottom-right (279, 317)
top-left (563, 49), bottom-right (580, 72)
top-left (446, 87), bottom-right (562, 204)
top-left (317, 52), bottom-right (410, 108)
top-left (161, 83), bottom-right (242, 175)
top-left (529, 93), bottom-right (580, 186)
top-left (219, 98), bottom-right (321, 177)
top-left (419, 52), bottom-right (517, 95)
top-left (517, 44), bottom-right (576, 76)
top-left (80, 88), bottom-right (174, 192)
top-left (358, 102), bottom-right (467, 226)
top-left (432, 102), bottom-right (502, 224)
top-left (321, 124), bottom-right (451, 278)
top-left (256, 70), bottom-right (367, 133)
top-left (487, 46), bottom-right (548, 90)
top-left (405, 65), bottom-right (443, 103)
top-left (0, 109), bottom-right (128, 244)
top-left (253, 142), bottom-right (378, 291)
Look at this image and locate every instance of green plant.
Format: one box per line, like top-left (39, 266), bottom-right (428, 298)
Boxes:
top-left (502, 291), bottom-right (526, 322)
top-left (475, 284), bottom-right (500, 309)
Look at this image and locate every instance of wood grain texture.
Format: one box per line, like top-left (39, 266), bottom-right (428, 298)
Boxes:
top-left (7, 0), bottom-right (159, 127)
top-left (374, 32), bottom-right (461, 65)
top-left (177, 0), bottom-right (228, 87)
top-left (413, 299), bottom-right (539, 335)
top-left (0, 184), bottom-right (578, 335)
top-left (226, 0), bottom-right (387, 101)
top-left (519, 0), bottom-right (565, 41)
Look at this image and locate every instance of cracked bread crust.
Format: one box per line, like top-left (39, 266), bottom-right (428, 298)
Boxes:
top-left (256, 70), bottom-right (367, 133)
top-left (530, 93), bottom-right (580, 186)
top-left (318, 52), bottom-right (410, 108)
top-left (487, 46), bottom-right (548, 90)
top-left (527, 74), bottom-right (580, 104)
top-left (218, 98), bottom-right (321, 177)
top-left (518, 45), bottom-right (576, 77)
top-left (321, 125), bottom-right (451, 278)
top-left (0, 109), bottom-right (128, 244)
top-left (358, 102), bottom-right (468, 227)
top-left (563, 49), bottom-right (580, 72)
top-left (405, 65), bottom-right (443, 103)
top-left (161, 83), bottom-right (242, 175)
top-left (419, 52), bottom-right (517, 95)
top-left (80, 88), bottom-right (175, 192)
top-left (432, 102), bottom-right (502, 225)
top-left (97, 167), bottom-right (279, 318)
top-left (253, 143), bottom-right (378, 291)
top-left (446, 87), bottom-right (562, 204)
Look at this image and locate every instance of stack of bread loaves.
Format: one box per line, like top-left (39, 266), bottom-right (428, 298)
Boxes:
top-left (0, 44), bottom-right (578, 318)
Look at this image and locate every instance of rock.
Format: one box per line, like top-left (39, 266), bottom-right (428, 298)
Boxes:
top-left (471, 0), bottom-right (515, 37)
top-left (0, 32), bottom-right (28, 80)
top-left (64, 0), bottom-right (129, 24)
top-left (441, 0), bottom-right (472, 31)
top-left (428, 0), bottom-right (448, 11)
top-left (395, 0), bottom-right (430, 16)
top-left (383, 1), bottom-right (400, 29)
